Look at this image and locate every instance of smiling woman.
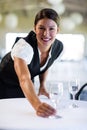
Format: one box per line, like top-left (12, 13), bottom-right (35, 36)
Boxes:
top-left (0, 8), bottom-right (63, 118)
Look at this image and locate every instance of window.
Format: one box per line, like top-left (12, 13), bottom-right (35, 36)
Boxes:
top-left (56, 34), bottom-right (85, 61)
top-left (6, 33), bottom-right (27, 53)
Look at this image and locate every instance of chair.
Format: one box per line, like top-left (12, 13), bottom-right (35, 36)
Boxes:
top-left (70, 83), bottom-right (87, 101)
top-left (75, 83), bottom-right (87, 101)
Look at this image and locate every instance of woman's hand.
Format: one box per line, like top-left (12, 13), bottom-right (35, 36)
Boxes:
top-left (36, 102), bottom-right (56, 118)
top-left (38, 86), bottom-right (50, 98)
top-left (38, 70), bottom-right (50, 98)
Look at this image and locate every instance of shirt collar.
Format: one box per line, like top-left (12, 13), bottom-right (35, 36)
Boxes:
top-left (38, 46), bottom-right (52, 59)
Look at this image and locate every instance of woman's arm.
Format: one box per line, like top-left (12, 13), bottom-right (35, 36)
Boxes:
top-left (38, 70), bottom-right (50, 98)
top-left (14, 57), bottom-right (56, 117)
top-left (14, 57), bottom-right (41, 109)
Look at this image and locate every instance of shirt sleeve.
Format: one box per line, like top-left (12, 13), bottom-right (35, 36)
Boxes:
top-left (11, 38), bottom-right (34, 64)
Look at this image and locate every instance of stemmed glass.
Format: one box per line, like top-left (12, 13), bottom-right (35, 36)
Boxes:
top-left (68, 79), bottom-right (80, 108)
top-left (49, 81), bottom-right (63, 119)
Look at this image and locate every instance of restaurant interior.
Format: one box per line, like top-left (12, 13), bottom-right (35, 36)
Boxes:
top-left (0, 0), bottom-right (87, 100)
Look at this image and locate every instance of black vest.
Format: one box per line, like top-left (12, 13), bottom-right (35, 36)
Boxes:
top-left (0, 31), bottom-right (63, 88)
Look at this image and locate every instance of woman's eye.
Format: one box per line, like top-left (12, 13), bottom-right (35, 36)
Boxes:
top-left (50, 28), bottom-right (55, 30)
top-left (39, 27), bottom-right (45, 30)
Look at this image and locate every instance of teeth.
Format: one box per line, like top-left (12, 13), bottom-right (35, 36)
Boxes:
top-left (43, 38), bottom-right (49, 40)
top-left (43, 38), bottom-right (50, 41)
top-left (43, 39), bottom-right (49, 41)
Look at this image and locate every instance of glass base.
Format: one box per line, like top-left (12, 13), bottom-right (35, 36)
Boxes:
top-left (69, 103), bottom-right (78, 108)
top-left (49, 114), bottom-right (62, 119)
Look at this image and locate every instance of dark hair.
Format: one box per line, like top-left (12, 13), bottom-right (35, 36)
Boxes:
top-left (34, 8), bottom-right (60, 27)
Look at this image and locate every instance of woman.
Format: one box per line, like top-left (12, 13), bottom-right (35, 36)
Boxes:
top-left (0, 8), bottom-right (63, 117)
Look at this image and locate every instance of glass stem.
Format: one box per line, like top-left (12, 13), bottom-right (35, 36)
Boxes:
top-left (73, 94), bottom-right (75, 100)
top-left (72, 94), bottom-right (75, 105)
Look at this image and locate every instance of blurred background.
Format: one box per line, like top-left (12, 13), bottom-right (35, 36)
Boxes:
top-left (0, 0), bottom-right (87, 86)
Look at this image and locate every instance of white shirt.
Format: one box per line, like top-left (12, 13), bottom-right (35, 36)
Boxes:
top-left (11, 38), bottom-right (34, 65)
top-left (11, 38), bottom-right (52, 71)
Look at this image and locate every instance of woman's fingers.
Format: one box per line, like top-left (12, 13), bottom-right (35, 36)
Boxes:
top-left (36, 102), bottom-right (56, 117)
top-left (38, 87), bottom-right (50, 98)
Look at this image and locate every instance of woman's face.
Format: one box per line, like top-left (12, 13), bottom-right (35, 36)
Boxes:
top-left (34, 18), bottom-right (59, 50)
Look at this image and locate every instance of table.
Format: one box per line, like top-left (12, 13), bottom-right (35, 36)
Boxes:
top-left (0, 96), bottom-right (87, 130)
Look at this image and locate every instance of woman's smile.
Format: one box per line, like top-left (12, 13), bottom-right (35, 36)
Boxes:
top-left (41, 37), bottom-right (51, 43)
top-left (35, 18), bottom-right (59, 48)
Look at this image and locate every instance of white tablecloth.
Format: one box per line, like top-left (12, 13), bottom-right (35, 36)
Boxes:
top-left (0, 96), bottom-right (87, 130)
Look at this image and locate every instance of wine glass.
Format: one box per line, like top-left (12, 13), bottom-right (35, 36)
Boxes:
top-left (68, 79), bottom-right (80, 108)
top-left (49, 81), bottom-right (63, 119)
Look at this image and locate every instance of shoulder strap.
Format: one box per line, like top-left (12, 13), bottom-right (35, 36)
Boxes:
top-left (12, 31), bottom-right (37, 49)
top-left (51, 39), bottom-right (63, 60)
